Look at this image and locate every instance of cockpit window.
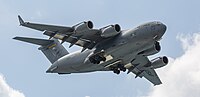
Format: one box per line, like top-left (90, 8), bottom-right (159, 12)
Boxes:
top-left (144, 24), bottom-right (151, 26)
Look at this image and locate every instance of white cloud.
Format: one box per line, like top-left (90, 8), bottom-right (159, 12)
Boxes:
top-left (142, 32), bottom-right (200, 97)
top-left (0, 74), bottom-right (25, 97)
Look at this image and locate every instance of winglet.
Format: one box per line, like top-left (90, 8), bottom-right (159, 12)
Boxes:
top-left (18, 15), bottom-right (25, 25)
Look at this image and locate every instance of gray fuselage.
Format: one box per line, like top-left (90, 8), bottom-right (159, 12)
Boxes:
top-left (47, 21), bottom-right (167, 74)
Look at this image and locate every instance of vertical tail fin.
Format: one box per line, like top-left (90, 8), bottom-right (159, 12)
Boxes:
top-left (13, 37), bottom-right (69, 63)
top-left (38, 39), bottom-right (69, 63)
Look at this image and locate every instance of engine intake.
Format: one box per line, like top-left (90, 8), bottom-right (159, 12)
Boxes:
top-left (151, 56), bottom-right (168, 69)
top-left (74, 21), bottom-right (93, 32)
top-left (101, 24), bottom-right (121, 38)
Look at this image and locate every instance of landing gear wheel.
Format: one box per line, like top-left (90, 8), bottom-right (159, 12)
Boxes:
top-left (120, 67), bottom-right (126, 72)
top-left (96, 61), bottom-right (100, 64)
top-left (113, 69), bottom-right (120, 74)
top-left (102, 57), bottom-right (106, 61)
top-left (89, 58), bottom-right (96, 64)
top-left (89, 55), bottom-right (106, 64)
top-left (117, 64), bottom-right (126, 72)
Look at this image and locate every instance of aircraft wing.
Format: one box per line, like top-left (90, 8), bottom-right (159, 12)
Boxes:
top-left (141, 68), bottom-right (162, 85)
top-left (131, 68), bottom-right (162, 85)
top-left (18, 15), bottom-right (103, 50)
top-left (131, 55), bottom-right (162, 85)
top-left (18, 15), bottom-right (74, 33)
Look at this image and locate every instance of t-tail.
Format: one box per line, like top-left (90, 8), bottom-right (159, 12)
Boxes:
top-left (13, 37), bottom-right (69, 64)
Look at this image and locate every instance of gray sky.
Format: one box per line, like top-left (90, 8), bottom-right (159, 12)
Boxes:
top-left (0, 0), bottom-right (200, 97)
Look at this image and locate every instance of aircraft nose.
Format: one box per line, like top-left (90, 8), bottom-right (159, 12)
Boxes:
top-left (161, 23), bottom-right (167, 32)
top-left (157, 22), bottom-right (167, 36)
top-left (152, 22), bottom-right (167, 40)
top-left (157, 22), bottom-right (167, 32)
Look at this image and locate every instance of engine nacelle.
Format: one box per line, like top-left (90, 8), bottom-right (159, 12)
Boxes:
top-left (138, 41), bottom-right (161, 56)
top-left (101, 24), bottom-right (121, 38)
top-left (74, 21), bottom-right (93, 32)
top-left (151, 56), bottom-right (168, 69)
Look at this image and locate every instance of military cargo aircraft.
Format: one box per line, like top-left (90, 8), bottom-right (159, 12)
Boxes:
top-left (14, 15), bottom-right (168, 85)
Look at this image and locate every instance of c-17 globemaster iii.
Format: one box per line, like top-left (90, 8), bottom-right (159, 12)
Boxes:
top-left (14, 15), bottom-right (168, 85)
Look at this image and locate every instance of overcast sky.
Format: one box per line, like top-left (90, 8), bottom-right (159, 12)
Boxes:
top-left (0, 0), bottom-right (200, 97)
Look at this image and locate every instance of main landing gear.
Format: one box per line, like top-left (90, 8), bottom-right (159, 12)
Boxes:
top-left (89, 54), bottom-right (127, 75)
top-left (112, 64), bottom-right (126, 75)
top-left (89, 55), bottom-right (106, 64)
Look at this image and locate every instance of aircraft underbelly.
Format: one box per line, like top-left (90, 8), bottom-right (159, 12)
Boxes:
top-left (54, 50), bottom-right (105, 73)
top-left (108, 39), bottom-right (151, 58)
top-left (57, 63), bottom-right (104, 73)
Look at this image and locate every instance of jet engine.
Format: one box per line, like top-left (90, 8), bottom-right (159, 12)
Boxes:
top-left (100, 24), bottom-right (121, 38)
top-left (151, 56), bottom-right (168, 69)
top-left (138, 41), bottom-right (161, 56)
top-left (74, 21), bottom-right (93, 32)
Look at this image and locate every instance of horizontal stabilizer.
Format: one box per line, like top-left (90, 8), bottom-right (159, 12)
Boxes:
top-left (13, 37), bottom-right (54, 46)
